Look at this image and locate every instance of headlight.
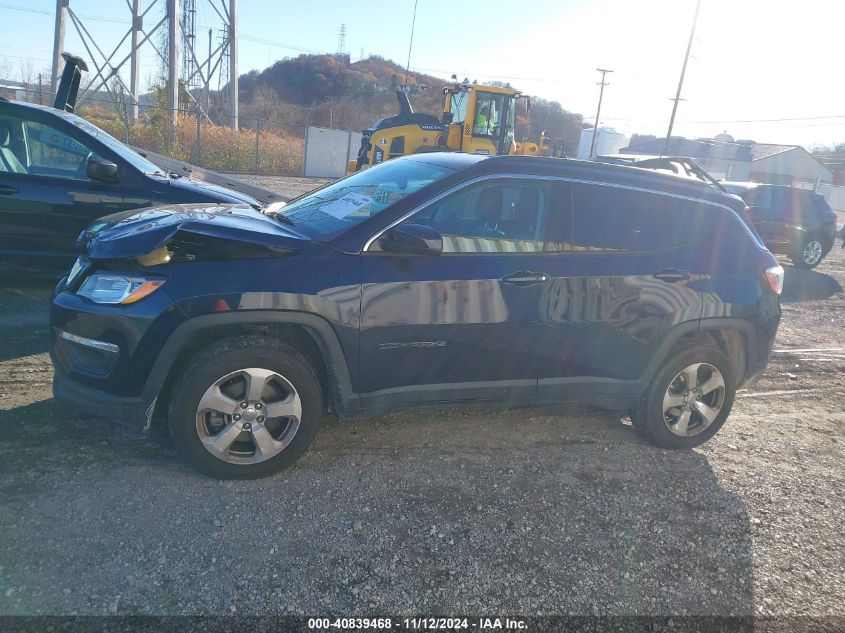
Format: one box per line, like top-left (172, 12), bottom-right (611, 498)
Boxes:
top-left (77, 274), bottom-right (165, 305)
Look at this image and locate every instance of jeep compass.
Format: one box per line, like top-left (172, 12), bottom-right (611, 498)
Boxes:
top-left (50, 154), bottom-right (783, 478)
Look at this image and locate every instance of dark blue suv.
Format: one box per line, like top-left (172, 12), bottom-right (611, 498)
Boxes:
top-left (50, 153), bottom-right (783, 479)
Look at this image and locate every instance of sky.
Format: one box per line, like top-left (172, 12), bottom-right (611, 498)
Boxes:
top-left (1, 0), bottom-right (843, 148)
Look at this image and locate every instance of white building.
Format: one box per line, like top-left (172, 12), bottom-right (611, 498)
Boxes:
top-left (622, 136), bottom-right (832, 187)
top-left (577, 127), bottom-right (628, 160)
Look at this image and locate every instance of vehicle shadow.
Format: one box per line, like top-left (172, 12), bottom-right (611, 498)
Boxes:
top-left (0, 399), bottom-right (170, 478)
top-left (0, 399), bottom-right (755, 616)
top-left (780, 264), bottom-right (842, 303)
top-left (304, 405), bottom-right (756, 616)
top-left (0, 326), bottom-right (49, 363)
top-left (0, 282), bottom-right (52, 361)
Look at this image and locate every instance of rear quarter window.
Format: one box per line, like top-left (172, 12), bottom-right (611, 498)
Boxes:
top-left (551, 183), bottom-right (712, 253)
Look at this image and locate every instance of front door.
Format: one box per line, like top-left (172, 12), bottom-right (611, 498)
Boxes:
top-left (0, 113), bottom-right (126, 276)
top-left (359, 177), bottom-right (562, 405)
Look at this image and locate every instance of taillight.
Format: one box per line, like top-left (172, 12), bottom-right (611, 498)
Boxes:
top-left (765, 265), bottom-right (784, 295)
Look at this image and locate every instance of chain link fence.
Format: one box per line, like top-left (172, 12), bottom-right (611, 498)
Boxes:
top-left (7, 87), bottom-right (364, 179)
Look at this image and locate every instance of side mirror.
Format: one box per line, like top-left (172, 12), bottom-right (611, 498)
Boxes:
top-left (87, 155), bottom-right (119, 183)
top-left (442, 111), bottom-right (454, 124)
top-left (378, 223), bottom-right (443, 255)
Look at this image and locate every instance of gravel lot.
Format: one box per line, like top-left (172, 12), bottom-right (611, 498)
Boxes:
top-left (0, 187), bottom-right (842, 617)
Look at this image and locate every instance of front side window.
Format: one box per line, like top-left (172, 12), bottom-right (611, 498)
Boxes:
top-left (0, 115), bottom-right (95, 180)
top-left (551, 184), bottom-right (710, 253)
top-left (278, 158), bottom-right (453, 240)
top-left (409, 179), bottom-right (552, 253)
top-left (24, 120), bottom-right (94, 180)
top-left (450, 91), bottom-right (469, 125)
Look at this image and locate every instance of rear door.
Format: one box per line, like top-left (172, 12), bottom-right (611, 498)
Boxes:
top-left (359, 177), bottom-right (562, 404)
top-left (0, 110), bottom-right (127, 276)
top-left (743, 187), bottom-right (790, 251)
top-left (535, 181), bottom-right (708, 397)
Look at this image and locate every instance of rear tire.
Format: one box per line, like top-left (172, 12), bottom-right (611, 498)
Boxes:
top-left (634, 346), bottom-right (736, 449)
top-left (791, 234), bottom-right (825, 269)
top-left (168, 336), bottom-right (323, 479)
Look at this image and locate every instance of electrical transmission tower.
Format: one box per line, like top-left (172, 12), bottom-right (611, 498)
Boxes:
top-left (336, 24), bottom-right (347, 56)
top-left (50, 0), bottom-right (239, 129)
top-left (181, 0), bottom-right (197, 91)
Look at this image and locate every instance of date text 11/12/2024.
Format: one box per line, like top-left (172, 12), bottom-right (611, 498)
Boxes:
top-left (307, 617), bottom-right (528, 630)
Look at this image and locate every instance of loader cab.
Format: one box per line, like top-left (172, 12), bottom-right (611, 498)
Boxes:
top-left (443, 84), bottom-right (518, 157)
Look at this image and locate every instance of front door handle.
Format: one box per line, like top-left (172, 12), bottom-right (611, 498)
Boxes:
top-left (0, 185), bottom-right (19, 195)
top-left (653, 268), bottom-right (691, 283)
top-left (502, 271), bottom-right (550, 286)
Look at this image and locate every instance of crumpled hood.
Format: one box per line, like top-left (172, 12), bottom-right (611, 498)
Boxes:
top-left (80, 203), bottom-right (310, 260)
top-left (166, 176), bottom-right (260, 206)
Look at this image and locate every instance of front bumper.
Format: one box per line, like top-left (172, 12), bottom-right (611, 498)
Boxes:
top-left (52, 366), bottom-right (155, 438)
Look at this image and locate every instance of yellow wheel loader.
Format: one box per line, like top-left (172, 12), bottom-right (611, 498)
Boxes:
top-left (348, 81), bottom-right (557, 173)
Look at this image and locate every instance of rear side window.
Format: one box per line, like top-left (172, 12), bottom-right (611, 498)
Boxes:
top-left (549, 183), bottom-right (711, 252)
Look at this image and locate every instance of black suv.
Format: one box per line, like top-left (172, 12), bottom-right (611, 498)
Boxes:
top-left (0, 98), bottom-right (272, 278)
top-left (50, 154), bottom-right (783, 479)
top-left (722, 182), bottom-right (838, 268)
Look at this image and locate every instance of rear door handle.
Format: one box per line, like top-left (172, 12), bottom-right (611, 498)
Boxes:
top-left (0, 185), bottom-right (19, 195)
top-left (653, 268), bottom-right (691, 283)
top-left (502, 271), bottom-right (550, 286)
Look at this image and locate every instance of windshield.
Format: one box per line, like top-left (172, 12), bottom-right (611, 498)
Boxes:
top-left (278, 158), bottom-right (453, 239)
top-left (66, 115), bottom-right (165, 176)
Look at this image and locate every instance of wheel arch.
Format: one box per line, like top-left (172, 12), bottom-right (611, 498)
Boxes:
top-left (145, 311), bottom-right (357, 422)
top-left (643, 318), bottom-right (758, 389)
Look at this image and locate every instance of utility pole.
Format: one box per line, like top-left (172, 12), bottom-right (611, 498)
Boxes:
top-left (662, 0), bottom-right (702, 157)
top-left (403, 0), bottom-right (419, 88)
top-left (228, 0), bottom-right (238, 130)
top-left (129, 0), bottom-right (142, 124)
top-left (589, 68), bottom-right (613, 159)
top-left (50, 0), bottom-right (68, 96)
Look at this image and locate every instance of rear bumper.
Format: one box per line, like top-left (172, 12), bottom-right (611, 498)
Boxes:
top-left (52, 366), bottom-right (154, 438)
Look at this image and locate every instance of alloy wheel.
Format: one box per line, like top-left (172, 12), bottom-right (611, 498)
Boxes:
top-left (195, 367), bottom-right (302, 464)
top-left (662, 363), bottom-right (726, 437)
top-left (802, 239), bottom-right (823, 266)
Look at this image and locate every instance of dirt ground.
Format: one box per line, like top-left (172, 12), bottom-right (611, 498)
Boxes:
top-left (226, 174), bottom-right (332, 201)
top-left (0, 218), bottom-right (842, 617)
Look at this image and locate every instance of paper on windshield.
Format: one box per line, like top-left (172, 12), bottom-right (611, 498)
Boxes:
top-left (321, 192), bottom-right (372, 219)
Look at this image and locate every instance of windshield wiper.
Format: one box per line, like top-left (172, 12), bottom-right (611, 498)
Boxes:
top-left (274, 214), bottom-right (295, 226)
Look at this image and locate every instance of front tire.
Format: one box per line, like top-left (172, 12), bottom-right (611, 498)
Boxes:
top-left (634, 346), bottom-right (736, 449)
top-left (168, 336), bottom-right (323, 479)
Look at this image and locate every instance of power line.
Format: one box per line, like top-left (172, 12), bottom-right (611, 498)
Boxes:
top-left (240, 34), bottom-right (323, 55)
top-left (0, 2), bottom-right (126, 23)
top-left (691, 114), bottom-right (845, 124)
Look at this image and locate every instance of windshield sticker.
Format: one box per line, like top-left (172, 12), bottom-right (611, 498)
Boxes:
top-left (321, 192), bottom-right (372, 219)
